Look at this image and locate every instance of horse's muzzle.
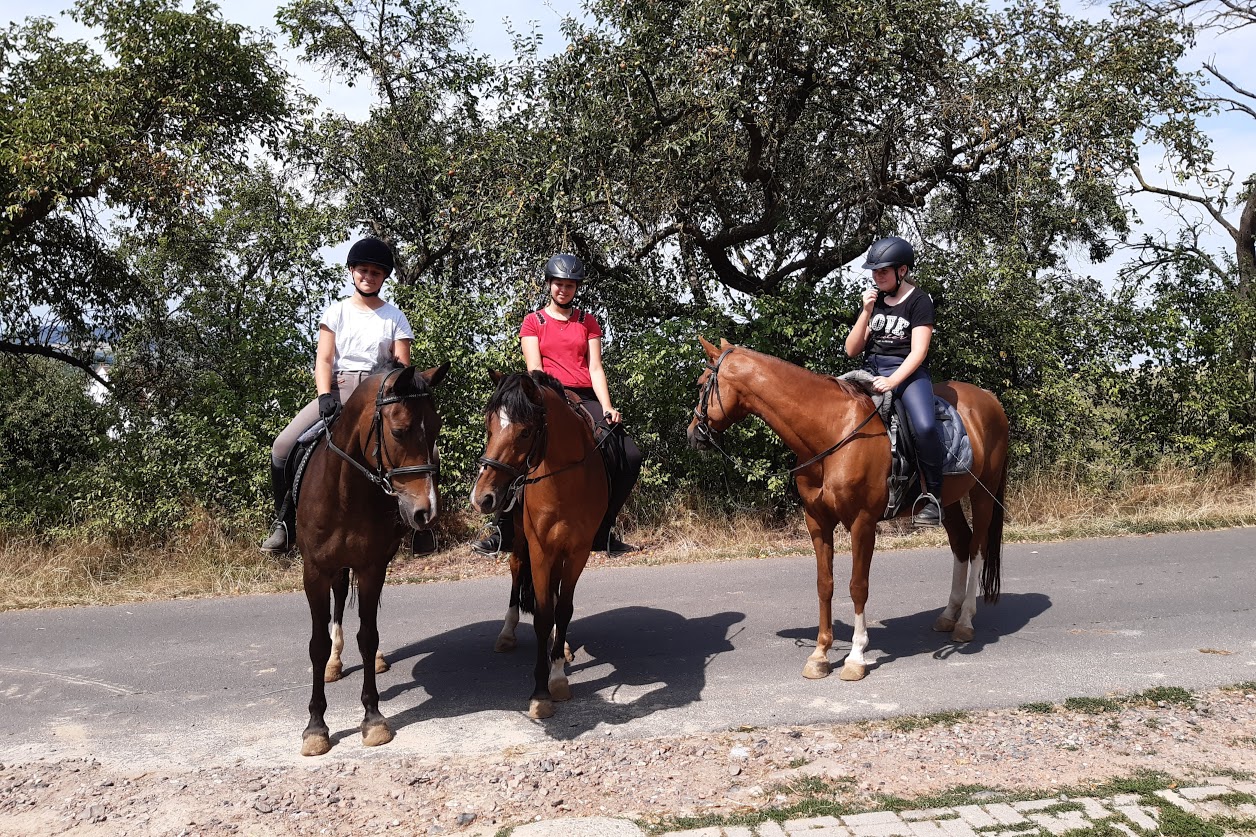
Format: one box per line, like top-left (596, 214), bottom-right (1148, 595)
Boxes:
top-left (686, 423), bottom-right (713, 451)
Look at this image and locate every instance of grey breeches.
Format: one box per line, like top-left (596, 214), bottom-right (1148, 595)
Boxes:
top-left (270, 370), bottom-right (372, 468)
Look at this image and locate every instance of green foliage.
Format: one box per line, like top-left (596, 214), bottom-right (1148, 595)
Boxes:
top-left (0, 357), bottom-right (110, 530)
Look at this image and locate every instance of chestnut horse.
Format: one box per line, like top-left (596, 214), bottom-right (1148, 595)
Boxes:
top-left (469, 370), bottom-right (608, 719)
top-left (686, 338), bottom-right (1008, 681)
top-left (296, 359), bottom-right (449, 756)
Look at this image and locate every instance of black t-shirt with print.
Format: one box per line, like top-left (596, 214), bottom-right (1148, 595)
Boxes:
top-left (866, 288), bottom-right (935, 359)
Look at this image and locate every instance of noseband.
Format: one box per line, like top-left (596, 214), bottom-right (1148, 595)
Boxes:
top-left (327, 367), bottom-right (439, 496)
top-left (692, 347), bottom-right (736, 445)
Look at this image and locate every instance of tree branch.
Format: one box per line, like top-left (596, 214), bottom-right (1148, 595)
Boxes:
top-left (0, 342), bottom-right (114, 391)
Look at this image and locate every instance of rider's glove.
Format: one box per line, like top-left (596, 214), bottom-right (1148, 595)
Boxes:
top-left (318, 392), bottom-right (342, 423)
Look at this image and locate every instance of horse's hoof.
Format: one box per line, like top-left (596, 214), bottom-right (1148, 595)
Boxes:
top-left (301, 733), bottom-right (332, 757)
top-left (494, 636), bottom-right (516, 653)
top-left (528, 699), bottom-right (554, 719)
top-left (802, 659), bottom-right (831, 680)
top-left (323, 662), bottom-right (343, 683)
top-left (951, 625), bottom-right (975, 643)
top-left (933, 616), bottom-right (957, 633)
top-left (362, 722), bottom-right (394, 748)
top-left (838, 663), bottom-right (867, 681)
top-left (375, 654), bottom-right (390, 674)
top-left (549, 679), bottom-right (571, 702)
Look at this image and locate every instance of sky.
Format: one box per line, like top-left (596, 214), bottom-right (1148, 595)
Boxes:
top-left (14, 0), bottom-right (1256, 283)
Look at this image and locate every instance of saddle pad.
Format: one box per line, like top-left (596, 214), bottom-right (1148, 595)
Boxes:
top-left (936, 396), bottom-right (973, 475)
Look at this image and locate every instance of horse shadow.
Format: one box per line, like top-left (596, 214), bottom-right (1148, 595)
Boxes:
top-left (350, 606), bottom-right (743, 742)
top-left (777, 592), bottom-right (1052, 675)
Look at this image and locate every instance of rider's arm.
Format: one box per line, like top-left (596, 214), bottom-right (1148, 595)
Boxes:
top-left (587, 337), bottom-right (620, 423)
top-left (844, 288), bottom-right (878, 357)
top-left (315, 325), bottom-right (336, 395)
top-left (393, 338), bottom-right (412, 366)
top-left (882, 325), bottom-right (933, 389)
top-left (521, 335), bottom-right (542, 372)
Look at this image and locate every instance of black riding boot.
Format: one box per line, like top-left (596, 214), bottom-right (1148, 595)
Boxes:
top-left (260, 461), bottom-right (295, 554)
top-left (472, 514), bottom-right (515, 555)
top-left (912, 481), bottom-right (944, 526)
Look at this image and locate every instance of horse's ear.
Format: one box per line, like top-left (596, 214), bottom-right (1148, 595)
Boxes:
top-left (420, 361), bottom-right (450, 389)
top-left (719, 337), bottom-right (732, 350)
top-left (489, 369), bottom-right (503, 384)
top-left (699, 337), bottom-right (720, 361)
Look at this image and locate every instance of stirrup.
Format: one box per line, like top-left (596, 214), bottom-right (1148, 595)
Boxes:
top-left (471, 532), bottom-right (501, 556)
top-left (260, 520), bottom-right (292, 554)
top-left (911, 493), bottom-right (943, 527)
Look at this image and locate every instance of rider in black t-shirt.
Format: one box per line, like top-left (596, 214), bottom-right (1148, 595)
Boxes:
top-left (844, 236), bottom-right (945, 525)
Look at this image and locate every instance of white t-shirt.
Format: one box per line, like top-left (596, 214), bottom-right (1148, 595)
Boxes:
top-left (319, 299), bottom-right (414, 372)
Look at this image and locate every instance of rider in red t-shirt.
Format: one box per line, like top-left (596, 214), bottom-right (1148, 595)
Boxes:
top-left (473, 254), bottom-right (643, 555)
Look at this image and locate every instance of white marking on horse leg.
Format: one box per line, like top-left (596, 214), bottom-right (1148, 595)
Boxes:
top-left (548, 657), bottom-right (571, 701)
top-left (944, 554), bottom-right (968, 621)
top-left (847, 612), bottom-right (869, 668)
top-left (495, 605), bottom-right (520, 652)
top-left (325, 622), bottom-right (345, 681)
top-left (951, 556), bottom-right (983, 642)
top-left (838, 611), bottom-right (869, 681)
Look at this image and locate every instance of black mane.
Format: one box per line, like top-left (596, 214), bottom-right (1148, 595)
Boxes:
top-left (486, 370), bottom-right (563, 425)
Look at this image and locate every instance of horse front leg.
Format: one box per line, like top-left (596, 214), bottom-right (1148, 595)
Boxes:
top-left (527, 559), bottom-right (556, 720)
top-left (802, 510), bottom-right (836, 680)
top-left (354, 568), bottom-right (394, 748)
top-left (548, 555), bottom-right (585, 702)
top-left (839, 514), bottom-right (877, 682)
top-left (302, 570), bottom-right (334, 757)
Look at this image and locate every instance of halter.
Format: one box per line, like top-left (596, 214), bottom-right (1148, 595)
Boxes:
top-left (326, 367), bottom-right (439, 496)
top-left (692, 346), bottom-right (880, 477)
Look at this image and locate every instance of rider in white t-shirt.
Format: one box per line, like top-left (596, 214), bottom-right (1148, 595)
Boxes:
top-left (261, 238), bottom-right (415, 554)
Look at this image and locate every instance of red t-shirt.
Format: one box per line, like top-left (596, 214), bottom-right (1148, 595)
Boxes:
top-left (518, 308), bottom-right (603, 388)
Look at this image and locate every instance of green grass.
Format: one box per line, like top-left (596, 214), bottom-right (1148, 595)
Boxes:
top-left (1063, 696), bottom-right (1122, 713)
top-left (886, 710), bottom-right (969, 732)
top-left (1020, 702), bottom-right (1055, 714)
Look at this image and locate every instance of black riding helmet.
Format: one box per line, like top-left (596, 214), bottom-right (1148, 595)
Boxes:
top-left (861, 236), bottom-right (915, 270)
top-left (544, 253), bottom-right (586, 283)
top-left (346, 237), bottom-right (395, 273)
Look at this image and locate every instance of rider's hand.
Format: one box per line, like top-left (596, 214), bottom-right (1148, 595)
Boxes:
top-left (861, 288), bottom-right (879, 311)
top-left (871, 376), bottom-right (894, 394)
top-left (603, 407), bottom-right (621, 425)
top-left (318, 392), bottom-right (342, 423)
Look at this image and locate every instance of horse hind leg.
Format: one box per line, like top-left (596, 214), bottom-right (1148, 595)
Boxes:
top-left (325, 568), bottom-right (350, 682)
top-left (936, 500), bottom-right (988, 643)
top-left (495, 552), bottom-right (525, 653)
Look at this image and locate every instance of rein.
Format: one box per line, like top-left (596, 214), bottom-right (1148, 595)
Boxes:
top-left (693, 347), bottom-right (881, 479)
top-left (325, 367), bottom-right (439, 497)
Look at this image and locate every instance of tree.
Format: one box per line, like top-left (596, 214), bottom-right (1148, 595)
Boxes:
top-left (1113, 0), bottom-right (1255, 466)
top-left (0, 0), bottom-right (291, 380)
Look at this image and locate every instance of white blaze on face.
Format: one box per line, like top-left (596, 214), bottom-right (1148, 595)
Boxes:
top-left (497, 407), bottom-right (511, 431)
top-left (426, 443), bottom-right (440, 511)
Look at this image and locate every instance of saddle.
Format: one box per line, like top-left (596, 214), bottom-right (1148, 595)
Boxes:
top-left (837, 370), bottom-right (974, 520)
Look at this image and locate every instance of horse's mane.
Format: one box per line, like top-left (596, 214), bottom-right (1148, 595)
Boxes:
top-left (486, 371), bottom-right (554, 425)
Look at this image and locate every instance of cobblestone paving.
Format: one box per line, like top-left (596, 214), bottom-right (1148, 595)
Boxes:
top-left (654, 777), bottom-right (1256, 837)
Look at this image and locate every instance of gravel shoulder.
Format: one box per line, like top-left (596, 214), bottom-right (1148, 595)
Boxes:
top-left (3, 686), bottom-right (1254, 836)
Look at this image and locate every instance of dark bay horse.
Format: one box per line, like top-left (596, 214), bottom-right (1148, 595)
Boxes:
top-left (686, 338), bottom-right (1008, 681)
top-left (296, 359), bottom-right (449, 756)
top-left (469, 370), bottom-right (608, 719)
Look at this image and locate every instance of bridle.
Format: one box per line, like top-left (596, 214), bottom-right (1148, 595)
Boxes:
top-left (326, 367), bottom-right (439, 496)
top-left (476, 381), bottom-right (609, 512)
top-left (691, 346), bottom-right (736, 449)
top-left (476, 404), bottom-right (548, 512)
top-left (692, 346), bottom-right (880, 477)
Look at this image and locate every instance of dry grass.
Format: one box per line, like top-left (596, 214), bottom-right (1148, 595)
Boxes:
top-left (2, 467), bottom-right (1254, 612)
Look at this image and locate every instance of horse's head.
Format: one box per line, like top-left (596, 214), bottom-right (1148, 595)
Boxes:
top-left (470, 369), bottom-right (554, 515)
top-left (686, 337), bottom-right (749, 450)
top-left (346, 360), bottom-right (450, 529)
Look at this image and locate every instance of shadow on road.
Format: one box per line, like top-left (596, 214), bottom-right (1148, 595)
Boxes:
top-left (351, 606), bottom-right (744, 741)
top-left (776, 592), bottom-right (1052, 675)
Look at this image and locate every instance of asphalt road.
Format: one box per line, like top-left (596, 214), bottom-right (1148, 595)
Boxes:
top-left (1, 528), bottom-right (1253, 768)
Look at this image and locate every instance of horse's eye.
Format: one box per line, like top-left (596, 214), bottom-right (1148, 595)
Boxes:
top-left (520, 427), bottom-right (531, 438)
top-left (391, 427), bottom-right (408, 440)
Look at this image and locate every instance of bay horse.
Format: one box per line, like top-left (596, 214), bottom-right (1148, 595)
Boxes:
top-left (469, 370), bottom-right (608, 719)
top-left (686, 338), bottom-right (1008, 681)
top-left (296, 359), bottom-right (450, 756)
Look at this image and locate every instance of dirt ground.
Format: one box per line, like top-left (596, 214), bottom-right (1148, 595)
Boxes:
top-left (2, 685), bottom-right (1254, 836)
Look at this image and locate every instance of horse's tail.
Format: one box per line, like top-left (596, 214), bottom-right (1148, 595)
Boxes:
top-left (518, 557), bottom-right (536, 615)
top-left (980, 454), bottom-right (1008, 605)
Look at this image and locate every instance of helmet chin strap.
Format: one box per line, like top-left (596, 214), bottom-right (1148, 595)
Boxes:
top-left (357, 288), bottom-right (381, 298)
